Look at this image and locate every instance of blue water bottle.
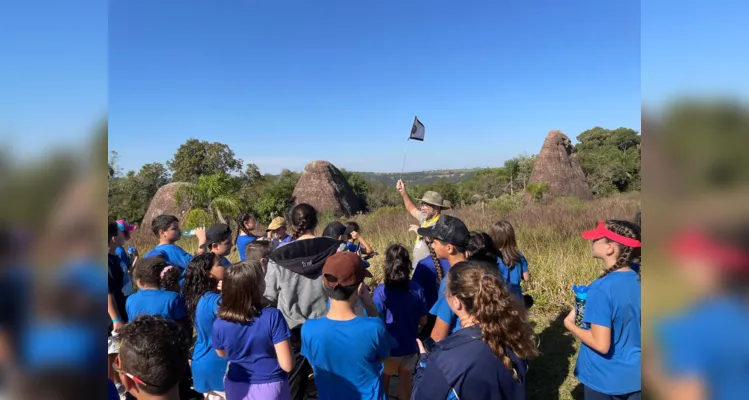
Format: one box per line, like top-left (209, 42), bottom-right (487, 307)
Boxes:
top-left (573, 285), bottom-right (590, 329)
top-left (127, 246), bottom-right (137, 259)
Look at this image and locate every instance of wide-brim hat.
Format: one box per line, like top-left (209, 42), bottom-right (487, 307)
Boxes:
top-left (417, 191), bottom-right (450, 209)
top-left (266, 216), bottom-right (287, 232)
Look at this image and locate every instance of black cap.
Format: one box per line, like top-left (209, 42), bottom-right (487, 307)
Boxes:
top-left (417, 215), bottom-right (468, 248)
top-left (204, 224), bottom-right (232, 246)
top-left (322, 221), bottom-right (355, 240)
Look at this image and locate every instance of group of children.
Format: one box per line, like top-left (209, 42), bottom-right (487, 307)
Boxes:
top-left (108, 201), bottom-right (642, 400)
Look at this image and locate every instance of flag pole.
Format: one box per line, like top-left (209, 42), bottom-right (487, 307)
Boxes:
top-left (399, 137), bottom-right (410, 181)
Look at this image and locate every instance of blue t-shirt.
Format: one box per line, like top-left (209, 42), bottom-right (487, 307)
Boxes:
top-left (108, 379), bottom-right (119, 400)
top-left (212, 307), bottom-right (291, 384)
top-left (219, 256), bottom-right (232, 268)
top-left (112, 247), bottom-right (134, 297)
top-left (115, 246), bottom-right (132, 269)
top-left (191, 292), bottom-right (227, 393)
top-left (429, 277), bottom-right (461, 334)
top-left (236, 234), bottom-right (258, 261)
top-left (271, 235), bottom-right (293, 251)
top-left (144, 244), bottom-right (193, 286)
top-left (373, 281), bottom-right (428, 356)
top-left (411, 256), bottom-right (450, 309)
top-left (125, 289), bottom-right (186, 322)
top-left (574, 270), bottom-right (641, 395)
top-left (497, 253), bottom-right (529, 301)
top-left (302, 316), bottom-right (395, 400)
top-left (656, 296), bottom-right (749, 400)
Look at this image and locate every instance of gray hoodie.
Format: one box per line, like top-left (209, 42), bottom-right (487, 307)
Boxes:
top-left (263, 236), bottom-right (347, 330)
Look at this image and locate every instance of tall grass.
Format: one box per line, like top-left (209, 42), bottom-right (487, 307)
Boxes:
top-left (130, 193), bottom-right (640, 313)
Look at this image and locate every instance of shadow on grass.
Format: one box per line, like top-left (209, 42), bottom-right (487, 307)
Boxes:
top-left (527, 310), bottom-right (578, 400)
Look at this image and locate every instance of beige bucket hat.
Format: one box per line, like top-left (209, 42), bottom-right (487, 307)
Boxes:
top-left (417, 191), bottom-right (451, 209)
top-left (266, 216), bottom-right (287, 231)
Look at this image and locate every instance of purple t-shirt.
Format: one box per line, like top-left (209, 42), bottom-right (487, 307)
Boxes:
top-left (373, 281), bottom-right (428, 357)
top-left (212, 307), bottom-right (291, 384)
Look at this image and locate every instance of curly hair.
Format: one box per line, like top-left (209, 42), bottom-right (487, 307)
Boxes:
top-left (598, 220), bottom-right (642, 279)
top-left (384, 244), bottom-right (412, 291)
top-left (289, 203), bottom-right (318, 239)
top-left (447, 261), bottom-right (539, 380)
top-left (133, 256), bottom-right (181, 291)
top-left (217, 260), bottom-right (266, 323)
top-left (182, 253), bottom-right (219, 324)
top-left (118, 315), bottom-right (190, 395)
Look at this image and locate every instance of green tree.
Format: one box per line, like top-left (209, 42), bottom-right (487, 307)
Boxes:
top-left (167, 139), bottom-right (243, 183)
top-left (175, 173), bottom-right (242, 228)
top-left (254, 170), bottom-right (300, 222)
top-left (340, 169), bottom-right (370, 210)
top-left (575, 127), bottom-right (641, 196)
top-left (108, 161), bottom-right (171, 223)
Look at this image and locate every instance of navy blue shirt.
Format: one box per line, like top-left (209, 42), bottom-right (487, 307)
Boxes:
top-left (373, 281), bottom-right (428, 356)
top-left (412, 325), bottom-right (528, 400)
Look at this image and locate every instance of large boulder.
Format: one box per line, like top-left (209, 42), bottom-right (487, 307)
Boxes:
top-left (527, 130), bottom-right (594, 201)
top-left (292, 161), bottom-right (362, 217)
top-left (140, 182), bottom-right (191, 233)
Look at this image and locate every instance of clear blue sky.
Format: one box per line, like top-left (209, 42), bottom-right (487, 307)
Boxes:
top-left (108, 0), bottom-right (641, 174)
top-left (2, 1), bottom-right (747, 173)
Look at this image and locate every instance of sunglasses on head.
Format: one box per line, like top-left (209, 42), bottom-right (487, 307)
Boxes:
top-left (113, 360), bottom-right (154, 387)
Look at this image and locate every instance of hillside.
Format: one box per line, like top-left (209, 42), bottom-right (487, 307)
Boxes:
top-left (356, 169), bottom-right (480, 186)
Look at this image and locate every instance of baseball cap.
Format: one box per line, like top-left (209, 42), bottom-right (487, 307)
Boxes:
top-left (266, 217), bottom-right (287, 232)
top-left (322, 221), bottom-right (355, 240)
top-left (581, 221), bottom-right (641, 248)
top-left (204, 224), bottom-right (232, 246)
top-left (417, 215), bottom-right (468, 248)
top-left (322, 252), bottom-right (372, 288)
top-left (116, 219), bottom-right (137, 232)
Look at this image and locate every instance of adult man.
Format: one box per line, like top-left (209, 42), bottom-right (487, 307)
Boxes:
top-left (396, 179), bottom-right (450, 267)
top-left (267, 216), bottom-right (293, 251)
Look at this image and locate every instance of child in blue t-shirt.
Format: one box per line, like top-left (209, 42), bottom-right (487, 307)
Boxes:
top-left (373, 244), bottom-right (427, 400)
top-left (565, 220), bottom-right (642, 399)
top-left (115, 219), bottom-right (138, 296)
top-left (212, 260), bottom-right (293, 400)
top-left (302, 252), bottom-right (394, 400)
top-left (182, 253), bottom-right (228, 397)
top-left (202, 223), bottom-right (234, 268)
top-left (235, 213), bottom-right (258, 261)
top-left (126, 256), bottom-right (187, 325)
top-left (490, 221), bottom-right (531, 304)
top-left (143, 215), bottom-right (207, 286)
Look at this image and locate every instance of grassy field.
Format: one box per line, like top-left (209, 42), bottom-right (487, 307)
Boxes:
top-left (130, 193), bottom-right (640, 400)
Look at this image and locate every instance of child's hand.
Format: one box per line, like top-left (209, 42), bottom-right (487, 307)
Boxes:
top-left (194, 227), bottom-right (207, 241)
top-left (217, 280), bottom-right (223, 292)
top-left (408, 224), bottom-right (419, 233)
top-left (564, 308), bottom-right (576, 329)
top-left (358, 282), bottom-right (371, 299)
top-left (113, 320), bottom-right (124, 333)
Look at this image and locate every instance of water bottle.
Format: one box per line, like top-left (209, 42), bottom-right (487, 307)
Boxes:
top-left (573, 284), bottom-right (590, 329)
top-left (181, 229), bottom-right (196, 237)
top-left (126, 246), bottom-right (137, 259)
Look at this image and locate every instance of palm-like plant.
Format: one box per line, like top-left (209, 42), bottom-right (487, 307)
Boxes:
top-left (175, 173), bottom-right (242, 229)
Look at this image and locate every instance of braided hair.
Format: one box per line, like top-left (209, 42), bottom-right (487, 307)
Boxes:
top-left (289, 204), bottom-right (318, 239)
top-left (598, 220), bottom-right (642, 279)
top-left (447, 261), bottom-right (539, 380)
top-left (428, 239), bottom-right (445, 284)
top-left (234, 213), bottom-right (256, 244)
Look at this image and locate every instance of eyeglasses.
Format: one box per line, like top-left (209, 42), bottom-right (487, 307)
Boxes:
top-left (112, 361), bottom-right (152, 387)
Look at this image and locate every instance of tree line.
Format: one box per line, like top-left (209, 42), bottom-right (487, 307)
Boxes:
top-left (108, 127), bottom-right (642, 227)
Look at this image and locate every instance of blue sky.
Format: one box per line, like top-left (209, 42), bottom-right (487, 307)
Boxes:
top-left (2, 1), bottom-right (747, 173)
top-left (108, 0), bottom-right (641, 174)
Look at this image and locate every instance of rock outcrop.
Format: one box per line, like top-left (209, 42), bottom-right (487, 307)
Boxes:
top-left (292, 161), bottom-right (362, 217)
top-left (140, 182), bottom-right (191, 232)
top-left (527, 130), bottom-right (594, 201)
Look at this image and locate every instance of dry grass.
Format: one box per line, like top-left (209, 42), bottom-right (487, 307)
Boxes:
top-left (129, 193), bottom-right (640, 400)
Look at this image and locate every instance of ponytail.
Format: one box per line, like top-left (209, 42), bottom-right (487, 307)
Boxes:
top-left (598, 220), bottom-right (642, 280)
top-left (133, 256), bottom-right (181, 291)
top-left (447, 261), bottom-right (538, 380)
top-left (235, 213), bottom-right (255, 245)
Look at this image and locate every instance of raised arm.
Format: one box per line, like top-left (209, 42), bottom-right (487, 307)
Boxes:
top-left (396, 179), bottom-right (421, 221)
